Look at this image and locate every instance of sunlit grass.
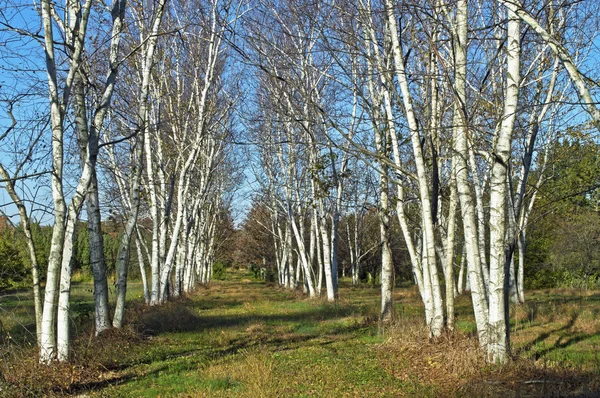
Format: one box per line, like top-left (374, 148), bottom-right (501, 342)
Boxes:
top-left (0, 281), bottom-right (145, 345)
top-left (1, 270), bottom-right (599, 396)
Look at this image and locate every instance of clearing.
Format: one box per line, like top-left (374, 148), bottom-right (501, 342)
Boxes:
top-left (1, 270), bottom-right (600, 397)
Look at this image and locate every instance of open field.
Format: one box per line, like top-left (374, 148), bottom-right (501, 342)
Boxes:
top-left (1, 270), bottom-right (599, 397)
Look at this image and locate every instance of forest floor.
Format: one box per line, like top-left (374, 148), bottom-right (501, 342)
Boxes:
top-left (1, 269), bottom-right (600, 397)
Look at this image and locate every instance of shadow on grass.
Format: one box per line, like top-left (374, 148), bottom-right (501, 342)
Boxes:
top-left (518, 311), bottom-right (600, 365)
top-left (134, 299), bottom-right (357, 336)
top-left (94, 293), bottom-right (369, 374)
top-left (66, 373), bottom-right (136, 395)
top-left (461, 372), bottom-right (600, 398)
top-left (520, 312), bottom-right (580, 355)
top-left (528, 292), bottom-right (600, 307)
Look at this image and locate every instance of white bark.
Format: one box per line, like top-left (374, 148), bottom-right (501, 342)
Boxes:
top-left (288, 205), bottom-right (316, 297)
top-left (499, 0), bottom-right (600, 132)
top-left (0, 163), bottom-right (43, 343)
top-left (86, 172), bottom-right (111, 334)
top-left (445, 179), bottom-right (458, 330)
top-left (114, 0), bottom-right (167, 321)
top-left (375, 125), bottom-right (394, 324)
top-left (73, 74), bottom-right (111, 336)
top-left (509, 56), bottom-right (560, 304)
top-left (135, 233), bottom-right (150, 304)
top-left (457, 246), bottom-right (466, 295)
top-left (156, 2), bottom-right (225, 302)
top-left (384, 0), bottom-right (443, 336)
top-left (451, 0), bottom-right (489, 348)
top-left (39, 0), bottom-right (74, 364)
top-left (487, 1), bottom-right (521, 364)
top-left (39, 0), bottom-right (126, 362)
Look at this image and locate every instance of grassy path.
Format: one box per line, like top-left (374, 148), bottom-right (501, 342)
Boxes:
top-left (92, 273), bottom-right (426, 397)
top-left (2, 270), bottom-right (600, 396)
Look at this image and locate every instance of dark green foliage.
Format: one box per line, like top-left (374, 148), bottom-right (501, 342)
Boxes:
top-left (0, 220), bottom-right (51, 290)
top-left (73, 222), bottom-right (91, 274)
top-left (544, 138), bottom-right (600, 210)
top-left (550, 211), bottom-right (600, 289)
top-left (71, 222), bottom-right (123, 280)
top-left (27, 222), bottom-right (52, 279)
top-left (213, 260), bottom-right (227, 280)
top-left (0, 229), bottom-right (27, 289)
top-left (525, 138), bottom-right (600, 289)
top-left (103, 231), bottom-right (121, 278)
top-left (249, 262), bottom-right (276, 282)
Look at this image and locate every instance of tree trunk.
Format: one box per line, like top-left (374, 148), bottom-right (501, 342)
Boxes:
top-left (445, 180), bottom-right (458, 330)
top-left (457, 246), bottom-right (466, 295)
top-left (135, 234), bottom-right (150, 304)
top-left (378, 158), bottom-right (394, 324)
top-left (0, 166), bottom-right (43, 344)
top-left (86, 173), bottom-right (111, 335)
top-left (319, 214), bottom-right (335, 302)
top-left (502, 0), bottom-right (600, 132)
top-left (452, 0), bottom-right (489, 349)
top-left (384, 0), bottom-right (443, 336)
top-left (487, 1), bottom-right (521, 364)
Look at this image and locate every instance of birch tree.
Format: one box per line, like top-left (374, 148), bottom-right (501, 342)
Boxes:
top-left (111, 0), bottom-right (168, 326)
top-left (31, 0), bottom-right (128, 362)
top-left (498, 0), bottom-right (600, 133)
top-left (0, 104), bottom-right (48, 343)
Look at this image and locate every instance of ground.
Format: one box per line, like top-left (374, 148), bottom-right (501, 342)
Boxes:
top-left (1, 270), bottom-right (599, 397)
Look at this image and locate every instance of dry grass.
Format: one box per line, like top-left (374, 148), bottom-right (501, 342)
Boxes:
top-left (1, 276), bottom-right (599, 397)
top-left (379, 294), bottom-right (600, 397)
top-left (1, 327), bottom-right (148, 397)
top-left (193, 348), bottom-right (275, 397)
top-left (380, 320), bottom-right (487, 396)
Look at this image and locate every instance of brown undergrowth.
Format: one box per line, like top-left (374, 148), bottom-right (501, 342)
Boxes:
top-left (381, 319), bottom-right (600, 397)
top-left (1, 327), bottom-right (148, 397)
top-left (0, 294), bottom-right (172, 397)
top-left (1, 281), bottom-right (599, 397)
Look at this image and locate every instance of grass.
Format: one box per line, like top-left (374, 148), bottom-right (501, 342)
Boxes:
top-left (0, 282), bottom-right (145, 345)
top-left (1, 271), bottom-right (599, 397)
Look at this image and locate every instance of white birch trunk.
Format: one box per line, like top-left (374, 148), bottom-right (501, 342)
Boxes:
top-left (288, 206), bottom-right (316, 297)
top-left (468, 147), bottom-right (490, 291)
top-left (39, 0), bottom-right (124, 362)
top-left (457, 246), bottom-right (466, 295)
top-left (86, 173), bottom-right (111, 334)
top-left (384, 0), bottom-right (443, 336)
top-left (0, 165), bottom-right (43, 343)
top-left (318, 208), bottom-right (335, 301)
top-left (451, 0), bottom-right (489, 348)
top-left (39, 0), bottom-right (72, 364)
top-left (135, 235), bottom-right (150, 304)
top-left (487, 2), bottom-right (521, 364)
top-left (375, 127), bottom-right (394, 324)
top-left (500, 0), bottom-right (600, 132)
top-left (147, 128), bottom-right (161, 305)
top-left (445, 179), bottom-right (458, 330)
top-left (116, 0), bottom-right (166, 318)
top-left (73, 71), bottom-right (110, 336)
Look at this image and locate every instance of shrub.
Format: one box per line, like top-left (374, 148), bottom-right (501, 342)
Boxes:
top-left (0, 236), bottom-right (28, 289)
top-left (213, 261), bottom-right (228, 280)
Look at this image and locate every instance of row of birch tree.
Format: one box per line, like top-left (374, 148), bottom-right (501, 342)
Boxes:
top-left (238, 0), bottom-right (600, 363)
top-left (1, 0), bottom-right (599, 366)
top-left (0, 0), bottom-right (240, 363)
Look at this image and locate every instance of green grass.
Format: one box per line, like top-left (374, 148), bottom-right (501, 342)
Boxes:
top-left (0, 282), bottom-right (145, 345)
top-left (1, 272), bottom-right (600, 397)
